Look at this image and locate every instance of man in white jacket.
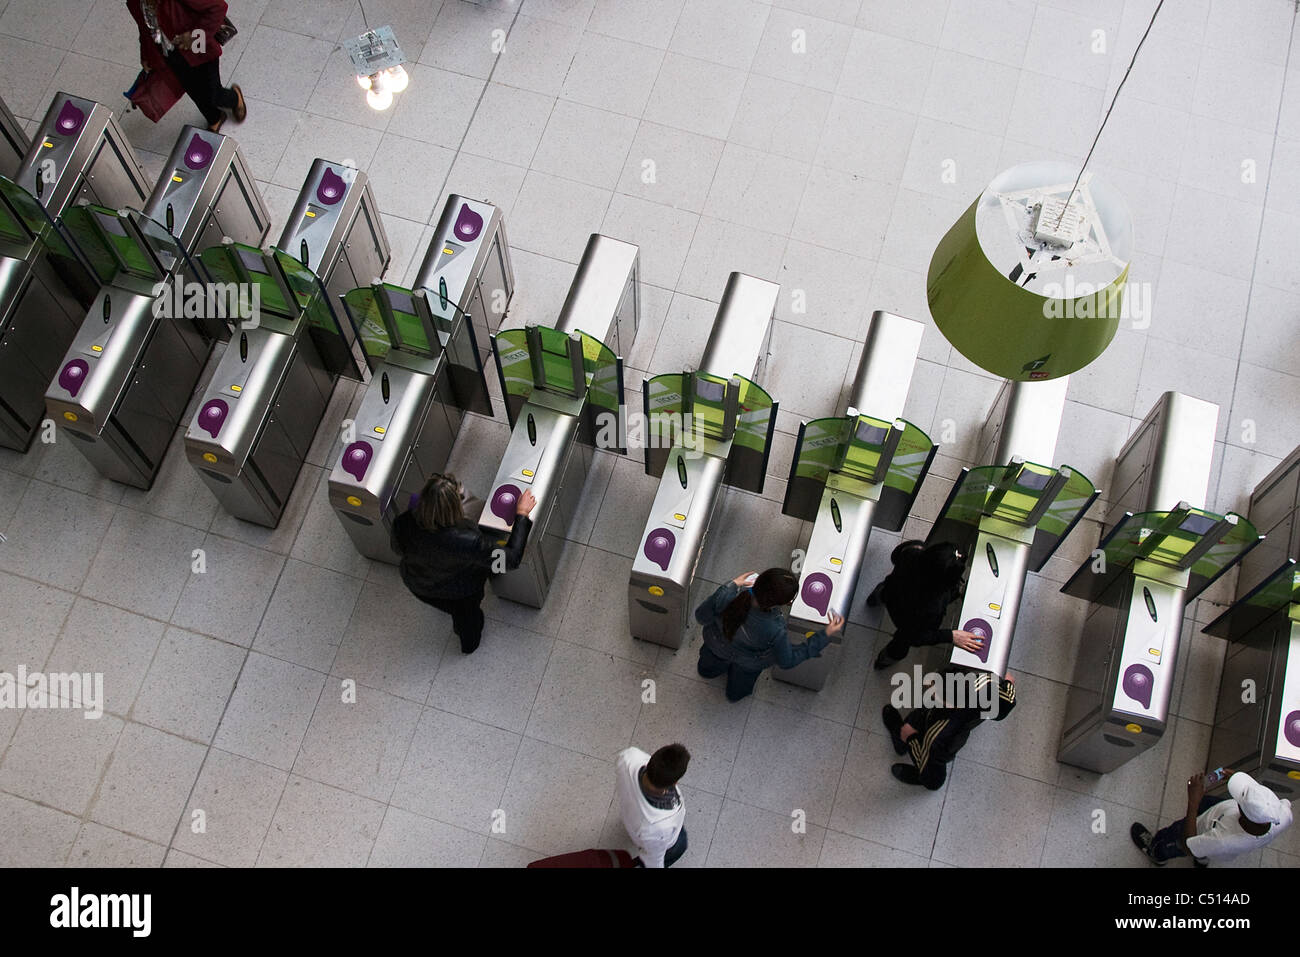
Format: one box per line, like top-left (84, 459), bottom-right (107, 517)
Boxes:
top-left (614, 743), bottom-right (690, 868)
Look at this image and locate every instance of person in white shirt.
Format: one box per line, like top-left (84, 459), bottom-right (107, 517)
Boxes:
top-left (1131, 769), bottom-right (1294, 865)
top-left (614, 744), bottom-right (690, 868)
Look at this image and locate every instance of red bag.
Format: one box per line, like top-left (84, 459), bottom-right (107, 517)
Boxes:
top-left (526, 848), bottom-right (637, 868)
top-left (127, 67), bottom-right (184, 122)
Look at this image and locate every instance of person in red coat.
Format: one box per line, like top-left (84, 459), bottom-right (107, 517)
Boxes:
top-left (126, 0), bottom-right (246, 131)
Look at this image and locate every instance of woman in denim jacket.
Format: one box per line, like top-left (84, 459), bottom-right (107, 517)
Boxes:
top-left (694, 568), bottom-right (844, 702)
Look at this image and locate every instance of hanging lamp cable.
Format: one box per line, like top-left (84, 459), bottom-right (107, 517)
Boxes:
top-left (1054, 0), bottom-right (1165, 230)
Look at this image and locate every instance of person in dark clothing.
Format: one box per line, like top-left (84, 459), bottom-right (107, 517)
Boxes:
top-left (391, 472), bottom-right (535, 654)
top-left (881, 668), bottom-right (1017, 790)
top-left (867, 539), bottom-right (984, 670)
top-left (128, 0), bottom-right (246, 132)
top-left (694, 568), bottom-right (845, 702)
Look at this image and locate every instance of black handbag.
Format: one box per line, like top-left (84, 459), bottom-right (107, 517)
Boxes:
top-left (214, 16), bottom-right (236, 45)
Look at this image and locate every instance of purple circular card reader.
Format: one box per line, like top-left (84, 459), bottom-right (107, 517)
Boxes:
top-left (316, 167), bottom-right (346, 205)
top-left (490, 484), bottom-right (522, 526)
top-left (962, 618), bottom-right (993, 663)
top-left (643, 527), bottom-right (675, 571)
top-left (184, 132), bottom-right (214, 169)
top-left (58, 359), bottom-right (89, 398)
top-left (454, 203), bottom-right (483, 242)
top-left (1122, 664), bottom-right (1154, 710)
top-left (1284, 710), bottom-right (1300, 749)
top-left (801, 573), bottom-right (833, 617)
top-left (341, 441), bottom-right (373, 482)
top-left (198, 398), bottom-right (229, 438)
top-left (55, 100), bottom-right (85, 135)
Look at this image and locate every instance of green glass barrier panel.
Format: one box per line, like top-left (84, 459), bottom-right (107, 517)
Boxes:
top-left (342, 287), bottom-right (393, 363)
top-left (1186, 512), bottom-right (1258, 580)
top-left (732, 376), bottom-right (774, 454)
top-left (837, 414), bottom-right (894, 484)
top-left (580, 331), bottom-right (620, 415)
top-left (1037, 466), bottom-right (1098, 536)
top-left (496, 328), bottom-right (534, 400)
top-left (537, 326), bottom-right (577, 395)
top-left (646, 373), bottom-right (684, 417)
top-left (792, 416), bottom-right (849, 483)
top-left (882, 420), bottom-right (937, 497)
top-left (198, 242), bottom-right (296, 323)
top-left (132, 211), bottom-right (186, 276)
top-left (941, 465), bottom-right (1003, 528)
top-left (0, 176), bottom-right (63, 248)
top-left (691, 372), bottom-right (731, 441)
top-left (57, 204), bottom-right (122, 284)
top-left (380, 284), bottom-right (433, 355)
top-left (0, 179), bottom-right (35, 245)
top-left (273, 248), bottom-right (354, 348)
top-left (989, 461), bottom-right (1058, 525)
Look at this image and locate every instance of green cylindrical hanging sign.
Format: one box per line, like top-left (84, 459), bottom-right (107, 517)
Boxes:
top-left (927, 161), bottom-right (1134, 381)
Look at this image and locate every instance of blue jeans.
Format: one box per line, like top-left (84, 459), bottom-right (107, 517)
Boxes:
top-left (697, 646), bottom-right (762, 701)
top-left (664, 826), bottom-right (688, 867)
top-left (1149, 793), bottom-right (1231, 862)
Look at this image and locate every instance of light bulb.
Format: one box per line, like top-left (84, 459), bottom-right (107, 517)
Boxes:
top-left (356, 73), bottom-right (371, 90)
top-left (386, 65), bottom-right (409, 93)
top-left (366, 87), bottom-right (394, 111)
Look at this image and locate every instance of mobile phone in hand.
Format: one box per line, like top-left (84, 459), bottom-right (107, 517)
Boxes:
top-left (743, 573), bottom-right (758, 586)
top-left (1204, 767), bottom-right (1226, 787)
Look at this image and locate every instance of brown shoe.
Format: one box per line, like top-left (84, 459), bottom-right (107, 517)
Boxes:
top-left (232, 84), bottom-right (247, 122)
top-left (207, 114), bottom-right (226, 133)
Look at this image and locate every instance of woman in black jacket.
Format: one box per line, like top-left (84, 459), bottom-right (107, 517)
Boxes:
top-left (867, 539), bottom-right (984, 670)
top-left (392, 472), bottom-right (535, 654)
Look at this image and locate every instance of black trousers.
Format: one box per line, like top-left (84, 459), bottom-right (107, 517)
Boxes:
top-left (165, 51), bottom-right (236, 126)
top-left (422, 594), bottom-right (486, 654)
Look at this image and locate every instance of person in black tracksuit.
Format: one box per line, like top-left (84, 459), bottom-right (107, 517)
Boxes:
top-left (391, 472), bottom-right (534, 654)
top-left (867, 539), bottom-right (985, 670)
top-left (881, 668), bottom-right (1017, 790)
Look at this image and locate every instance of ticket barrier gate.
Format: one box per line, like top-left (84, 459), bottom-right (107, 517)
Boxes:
top-left (1203, 446), bottom-right (1300, 796)
top-left (479, 234), bottom-right (640, 606)
top-left (44, 127), bottom-right (271, 488)
top-left (327, 272), bottom-right (497, 561)
top-left (1057, 392), bottom-right (1260, 772)
top-left (924, 377), bottom-right (1099, 678)
top-left (629, 273), bottom-right (779, 649)
top-left (0, 93), bottom-right (151, 451)
top-left (183, 161), bottom-right (389, 527)
top-left (411, 194), bottom-right (513, 413)
top-left (0, 94), bottom-right (28, 179)
top-left (776, 311), bottom-right (937, 690)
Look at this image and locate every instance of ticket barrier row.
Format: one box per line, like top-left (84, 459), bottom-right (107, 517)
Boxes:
top-left (327, 196), bottom-right (512, 559)
top-left (0, 93), bottom-right (151, 451)
top-left (1057, 393), bottom-right (1260, 772)
top-left (925, 377), bottom-right (1100, 679)
top-left (182, 160), bottom-right (390, 527)
top-left (45, 127), bottom-right (270, 488)
top-left (777, 311), bottom-right (936, 689)
top-left (479, 233), bottom-right (640, 607)
top-left (1206, 445), bottom-right (1300, 796)
top-left (628, 273), bottom-right (779, 648)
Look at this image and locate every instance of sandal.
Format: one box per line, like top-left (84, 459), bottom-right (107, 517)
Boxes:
top-left (232, 84), bottom-right (246, 122)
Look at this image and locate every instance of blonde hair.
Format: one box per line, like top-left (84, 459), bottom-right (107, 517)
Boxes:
top-left (414, 473), bottom-right (464, 530)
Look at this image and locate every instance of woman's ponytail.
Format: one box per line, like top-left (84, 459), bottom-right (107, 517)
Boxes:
top-left (720, 568), bottom-right (798, 640)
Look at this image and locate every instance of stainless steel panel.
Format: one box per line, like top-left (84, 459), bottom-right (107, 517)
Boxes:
top-left (1105, 391), bottom-right (1218, 528)
top-left (14, 94), bottom-right (149, 217)
top-left (555, 234), bottom-right (639, 353)
top-left (946, 531), bottom-right (1031, 677)
top-left (778, 488), bottom-right (877, 690)
top-left (975, 376), bottom-right (1070, 468)
top-left (847, 311), bottom-right (925, 421)
top-left (698, 273), bottom-right (778, 383)
top-left (328, 363), bottom-right (442, 562)
top-left (629, 449), bottom-right (727, 647)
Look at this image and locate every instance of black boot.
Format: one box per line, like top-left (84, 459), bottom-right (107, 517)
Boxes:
top-left (865, 581), bottom-right (885, 608)
top-left (890, 763), bottom-right (922, 786)
top-left (880, 706), bottom-right (907, 755)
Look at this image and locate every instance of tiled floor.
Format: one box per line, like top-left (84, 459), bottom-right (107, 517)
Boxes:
top-left (1, 0), bottom-right (1298, 868)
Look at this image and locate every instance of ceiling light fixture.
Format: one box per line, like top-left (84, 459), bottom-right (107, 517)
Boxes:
top-left (345, 25), bottom-right (408, 112)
